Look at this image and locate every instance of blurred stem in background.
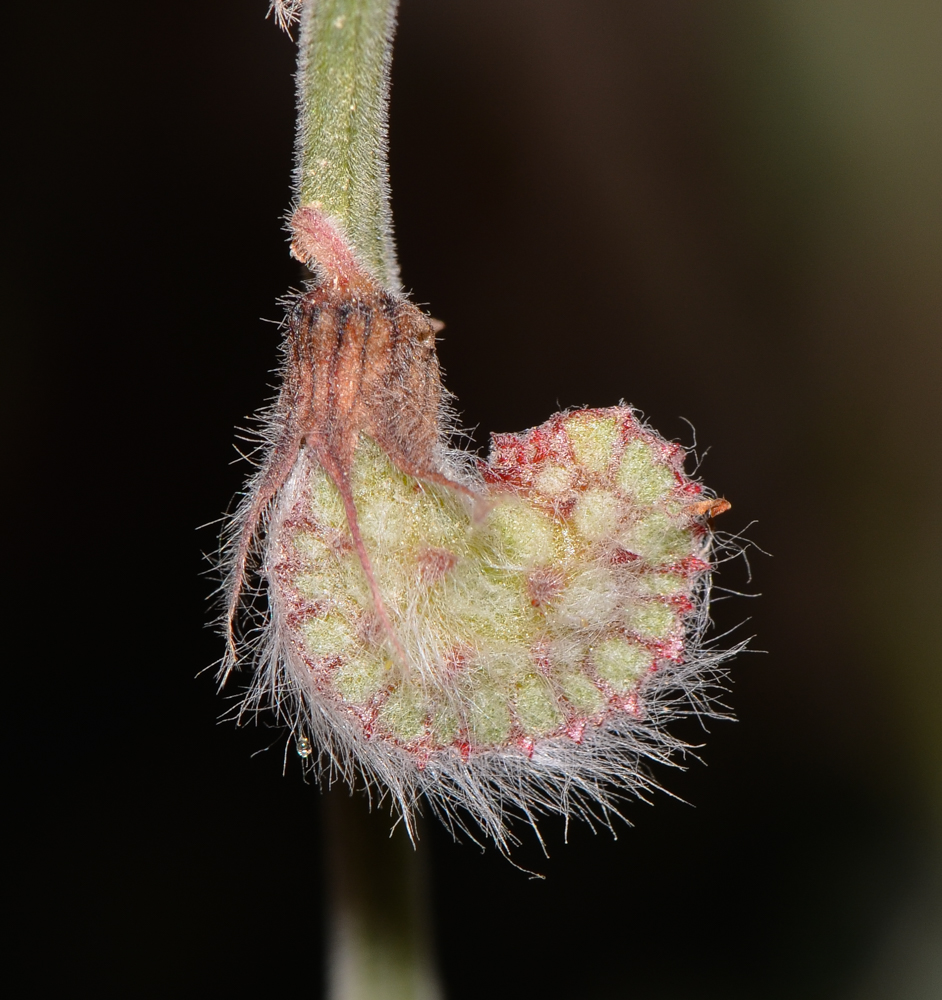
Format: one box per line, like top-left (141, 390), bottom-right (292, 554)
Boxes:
top-left (324, 791), bottom-right (441, 1000)
top-left (292, 2), bottom-right (441, 997)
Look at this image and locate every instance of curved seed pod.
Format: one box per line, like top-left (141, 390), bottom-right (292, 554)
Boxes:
top-left (221, 216), bottom-right (737, 848)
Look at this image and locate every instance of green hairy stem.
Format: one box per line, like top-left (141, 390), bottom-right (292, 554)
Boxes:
top-left (295, 0), bottom-right (400, 288)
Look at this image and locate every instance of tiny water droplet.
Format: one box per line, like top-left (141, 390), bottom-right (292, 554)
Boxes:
top-left (296, 736), bottom-right (313, 758)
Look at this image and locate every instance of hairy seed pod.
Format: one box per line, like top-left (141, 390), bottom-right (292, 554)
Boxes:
top-left (220, 209), bottom-right (737, 851)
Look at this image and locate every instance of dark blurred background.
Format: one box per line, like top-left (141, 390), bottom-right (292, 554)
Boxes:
top-left (6, 1), bottom-right (940, 996)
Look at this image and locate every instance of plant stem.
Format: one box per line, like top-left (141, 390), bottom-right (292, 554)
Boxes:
top-left (324, 789), bottom-right (442, 1000)
top-left (295, 0), bottom-right (400, 288)
top-left (292, 3), bottom-right (439, 996)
